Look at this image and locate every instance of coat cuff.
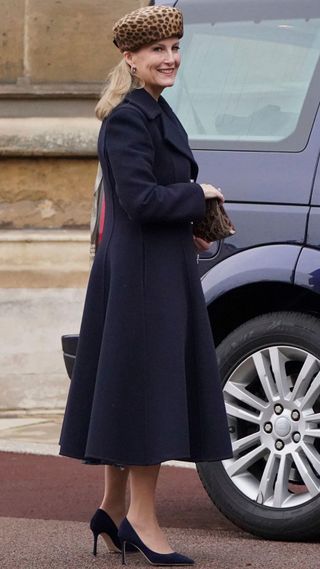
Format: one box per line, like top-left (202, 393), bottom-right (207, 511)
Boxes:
top-left (192, 183), bottom-right (206, 221)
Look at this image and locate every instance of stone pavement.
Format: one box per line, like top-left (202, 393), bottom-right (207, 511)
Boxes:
top-left (2, 449), bottom-right (320, 569)
top-left (6, 515), bottom-right (320, 569)
top-left (1, 288), bottom-right (320, 568)
top-left (0, 287), bottom-right (85, 412)
top-left (1, 408), bottom-right (320, 569)
top-left (0, 409), bottom-right (63, 455)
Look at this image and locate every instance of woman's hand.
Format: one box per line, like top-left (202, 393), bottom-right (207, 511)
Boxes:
top-left (200, 184), bottom-right (224, 202)
top-left (193, 236), bottom-right (213, 251)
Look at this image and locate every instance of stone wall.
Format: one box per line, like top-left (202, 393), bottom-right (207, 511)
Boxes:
top-left (0, 0), bottom-right (147, 85)
top-left (0, 0), bottom-right (25, 84)
top-left (1, 158), bottom-right (97, 229)
top-left (0, 0), bottom-right (148, 231)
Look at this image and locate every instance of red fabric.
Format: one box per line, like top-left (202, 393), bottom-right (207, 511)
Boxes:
top-left (98, 195), bottom-right (106, 244)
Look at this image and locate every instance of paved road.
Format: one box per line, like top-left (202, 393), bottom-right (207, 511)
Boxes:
top-left (2, 452), bottom-right (320, 569)
top-left (0, 288), bottom-right (85, 411)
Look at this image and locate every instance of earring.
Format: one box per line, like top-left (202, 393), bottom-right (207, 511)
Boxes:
top-left (131, 65), bottom-right (137, 75)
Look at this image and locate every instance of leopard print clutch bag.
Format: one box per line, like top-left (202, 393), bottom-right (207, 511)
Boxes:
top-left (193, 199), bottom-right (236, 242)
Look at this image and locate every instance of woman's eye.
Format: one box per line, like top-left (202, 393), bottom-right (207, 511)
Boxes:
top-left (153, 46), bottom-right (180, 53)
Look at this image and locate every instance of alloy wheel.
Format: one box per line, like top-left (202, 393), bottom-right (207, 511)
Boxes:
top-left (223, 345), bottom-right (320, 508)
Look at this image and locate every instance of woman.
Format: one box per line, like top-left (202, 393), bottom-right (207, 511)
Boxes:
top-left (59, 5), bottom-right (232, 566)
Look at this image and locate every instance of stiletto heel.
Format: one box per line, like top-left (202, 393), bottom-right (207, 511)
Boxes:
top-left (92, 532), bottom-right (98, 556)
top-left (90, 509), bottom-right (121, 554)
top-left (118, 517), bottom-right (194, 566)
top-left (89, 509), bottom-right (136, 555)
top-left (122, 541), bottom-right (127, 565)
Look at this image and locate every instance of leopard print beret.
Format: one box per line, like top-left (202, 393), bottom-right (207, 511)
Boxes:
top-left (113, 5), bottom-right (183, 53)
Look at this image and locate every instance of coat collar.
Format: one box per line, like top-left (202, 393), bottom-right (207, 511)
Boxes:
top-left (124, 88), bottom-right (162, 119)
top-left (124, 89), bottom-right (198, 177)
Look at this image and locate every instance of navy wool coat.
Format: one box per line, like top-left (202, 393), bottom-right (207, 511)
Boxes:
top-left (59, 88), bottom-right (232, 465)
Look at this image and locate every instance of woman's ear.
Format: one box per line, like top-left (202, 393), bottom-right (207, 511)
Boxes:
top-left (123, 51), bottom-right (133, 68)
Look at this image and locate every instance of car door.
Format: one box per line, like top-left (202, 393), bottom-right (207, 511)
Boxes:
top-left (165, 0), bottom-right (320, 277)
top-left (294, 133), bottom-right (320, 291)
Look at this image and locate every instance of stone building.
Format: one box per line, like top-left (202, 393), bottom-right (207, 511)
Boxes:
top-left (0, 0), bottom-right (147, 287)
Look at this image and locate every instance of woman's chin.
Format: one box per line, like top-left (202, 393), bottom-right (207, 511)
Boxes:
top-left (158, 78), bottom-right (176, 88)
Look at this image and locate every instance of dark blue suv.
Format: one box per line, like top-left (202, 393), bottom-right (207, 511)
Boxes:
top-left (153, 0), bottom-right (320, 542)
top-left (63, 0), bottom-right (320, 543)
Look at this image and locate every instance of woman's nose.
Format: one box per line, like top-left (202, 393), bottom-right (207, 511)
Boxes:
top-left (164, 49), bottom-right (175, 64)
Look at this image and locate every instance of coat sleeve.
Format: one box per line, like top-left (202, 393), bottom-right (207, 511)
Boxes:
top-left (105, 106), bottom-right (206, 223)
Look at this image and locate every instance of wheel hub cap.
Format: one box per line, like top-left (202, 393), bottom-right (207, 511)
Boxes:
top-left (274, 417), bottom-right (291, 437)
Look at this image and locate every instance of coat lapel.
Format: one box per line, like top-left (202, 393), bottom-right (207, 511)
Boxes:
top-left (158, 97), bottom-right (198, 175)
top-left (125, 89), bottom-right (199, 180)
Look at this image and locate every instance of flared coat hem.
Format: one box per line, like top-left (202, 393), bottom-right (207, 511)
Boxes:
top-left (59, 447), bottom-right (233, 466)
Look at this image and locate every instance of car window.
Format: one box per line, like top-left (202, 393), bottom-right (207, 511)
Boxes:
top-left (165, 12), bottom-right (320, 151)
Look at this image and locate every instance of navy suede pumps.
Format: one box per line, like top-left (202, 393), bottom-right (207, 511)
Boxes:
top-left (118, 517), bottom-right (194, 566)
top-left (90, 509), bottom-right (136, 555)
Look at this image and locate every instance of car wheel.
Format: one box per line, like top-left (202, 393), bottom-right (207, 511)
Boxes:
top-left (197, 311), bottom-right (320, 540)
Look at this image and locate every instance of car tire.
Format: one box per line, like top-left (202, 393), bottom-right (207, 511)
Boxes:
top-left (197, 311), bottom-right (320, 541)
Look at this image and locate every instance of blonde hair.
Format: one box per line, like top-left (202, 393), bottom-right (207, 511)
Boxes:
top-left (95, 58), bottom-right (143, 121)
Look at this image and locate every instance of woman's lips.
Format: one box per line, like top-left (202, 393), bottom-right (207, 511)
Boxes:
top-left (157, 68), bottom-right (175, 75)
